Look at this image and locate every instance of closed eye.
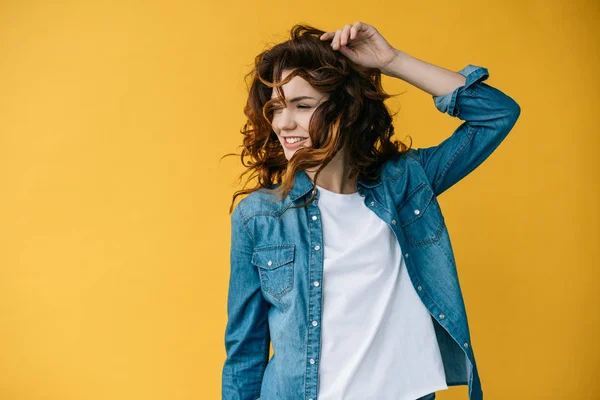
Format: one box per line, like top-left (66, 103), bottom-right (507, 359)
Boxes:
top-left (272, 104), bottom-right (311, 112)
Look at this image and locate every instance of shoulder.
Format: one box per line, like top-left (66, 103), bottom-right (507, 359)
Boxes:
top-left (231, 186), bottom-right (287, 222)
top-left (381, 148), bottom-right (421, 177)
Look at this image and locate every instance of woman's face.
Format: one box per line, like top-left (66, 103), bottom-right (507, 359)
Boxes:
top-left (270, 69), bottom-right (329, 161)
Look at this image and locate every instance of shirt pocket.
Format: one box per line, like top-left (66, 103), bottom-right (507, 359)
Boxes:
top-left (251, 244), bottom-right (295, 300)
top-left (397, 183), bottom-right (445, 247)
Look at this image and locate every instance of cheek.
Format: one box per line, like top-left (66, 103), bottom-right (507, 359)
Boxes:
top-left (300, 115), bottom-right (313, 131)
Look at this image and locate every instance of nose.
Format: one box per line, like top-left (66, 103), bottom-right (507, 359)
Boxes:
top-left (273, 109), bottom-right (296, 131)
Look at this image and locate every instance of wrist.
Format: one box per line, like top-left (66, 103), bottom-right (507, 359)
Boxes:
top-left (381, 48), bottom-right (408, 78)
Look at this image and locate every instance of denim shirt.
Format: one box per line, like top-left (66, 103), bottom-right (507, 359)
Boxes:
top-left (222, 65), bottom-right (521, 400)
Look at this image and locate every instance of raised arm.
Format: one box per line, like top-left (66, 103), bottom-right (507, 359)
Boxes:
top-left (386, 50), bottom-right (521, 196)
top-left (222, 204), bottom-right (270, 400)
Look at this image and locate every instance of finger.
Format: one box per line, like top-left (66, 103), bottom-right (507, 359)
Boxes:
top-left (340, 24), bottom-right (352, 46)
top-left (350, 21), bottom-right (361, 40)
top-left (320, 31), bottom-right (334, 41)
top-left (353, 21), bottom-right (366, 39)
top-left (332, 29), bottom-right (342, 49)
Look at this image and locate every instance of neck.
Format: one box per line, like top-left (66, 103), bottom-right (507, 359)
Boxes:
top-left (304, 146), bottom-right (358, 194)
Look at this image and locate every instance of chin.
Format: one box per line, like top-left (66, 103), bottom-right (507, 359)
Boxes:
top-left (284, 148), bottom-right (303, 160)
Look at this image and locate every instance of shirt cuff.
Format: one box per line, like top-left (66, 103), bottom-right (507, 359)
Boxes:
top-left (432, 64), bottom-right (490, 116)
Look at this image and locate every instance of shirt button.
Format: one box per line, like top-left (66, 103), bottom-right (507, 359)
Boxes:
top-left (312, 320), bottom-right (318, 326)
top-left (370, 201), bottom-right (375, 206)
top-left (405, 253), bottom-right (409, 258)
top-left (267, 260), bottom-right (272, 266)
top-left (314, 245), bottom-right (320, 251)
top-left (414, 209), bottom-right (420, 215)
top-left (312, 215), bottom-right (318, 221)
top-left (439, 314), bottom-right (445, 319)
top-left (417, 285), bottom-right (422, 291)
top-left (313, 281), bottom-right (320, 286)
top-left (464, 342), bottom-right (469, 348)
top-left (391, 219), bottom-right (396, 225)
top-left (309, 359), bottom-right (315, 364)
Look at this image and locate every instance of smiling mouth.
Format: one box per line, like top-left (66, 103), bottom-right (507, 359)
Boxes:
top-left (284, 137), bottom-right (308, 144)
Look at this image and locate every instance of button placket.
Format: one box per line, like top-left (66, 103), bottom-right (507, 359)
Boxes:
top-left (307, 200), bottom-right (322, 398)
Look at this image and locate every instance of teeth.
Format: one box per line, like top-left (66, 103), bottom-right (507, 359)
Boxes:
top-left (285, 137), bottom-right (306, 144)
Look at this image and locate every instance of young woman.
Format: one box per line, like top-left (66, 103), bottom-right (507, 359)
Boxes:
top-left (222, 22), bottom-right (520, 400)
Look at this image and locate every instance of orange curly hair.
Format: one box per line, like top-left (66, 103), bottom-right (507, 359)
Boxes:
top-left (222, 23), bottom-right (412, 214)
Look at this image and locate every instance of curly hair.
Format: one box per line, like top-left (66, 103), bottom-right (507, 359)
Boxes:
top-left (222, 23), bottom-right (412, 214)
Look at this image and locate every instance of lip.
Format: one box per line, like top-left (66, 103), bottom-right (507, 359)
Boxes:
top-left (282, 136), bottom-right (309, 150)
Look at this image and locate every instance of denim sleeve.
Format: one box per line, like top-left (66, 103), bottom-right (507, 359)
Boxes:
top-left (413, 64), bottom-right (521, 196)
top-left (222, 203), bottom-right (270, 400)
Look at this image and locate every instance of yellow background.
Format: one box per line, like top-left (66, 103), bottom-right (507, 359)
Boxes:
top-left (0, 1), bottom-right (598, 399)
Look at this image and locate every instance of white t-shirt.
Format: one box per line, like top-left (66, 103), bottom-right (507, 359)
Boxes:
top-left (315, 184), bottom-right (449, 400)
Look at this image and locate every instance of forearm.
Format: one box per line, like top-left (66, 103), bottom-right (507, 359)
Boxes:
top-left (382, 49), bottom-right (467, 97)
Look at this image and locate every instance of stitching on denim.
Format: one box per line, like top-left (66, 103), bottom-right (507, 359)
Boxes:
top-left (434, 125), bottom-right (476, 191)
top-left (398, 184), bottom-right (435, 227)
top-left (448, 89), bottom-right (459, 116)
top-left (252, 244), bottom-right (295, 251)
top-left (368, 189), bottom-right (394, 216)
top-left (404, 216), bottom-right (445, 246)
top-left (258, 266), bottom-right (293, 299)
top-left (397, 182), bottom-right (426, 210)
top-left (253, 245), bottom-right (295, 299)
top-left (405, 148), bottom-right (420, 161)
top-left (418, 283), bottom-right (463, 341)
top-left (237, 203), bottom-right (255, 243)
top-left (251, 245), bottom-right (295, 267)
top-left (448, 67), bottom-right (487, 116)
top-left (243, 210), bottom-right (285, 220)
top-left (304, 201), bottom-right (313, 397)
top-left (426, 289), bottom-right (466, 350)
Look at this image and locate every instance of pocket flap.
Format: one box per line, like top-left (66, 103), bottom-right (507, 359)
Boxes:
top-left (251, 245), bottom-right (295, 270)
top-left (398, 183), bottom-right (435, 227)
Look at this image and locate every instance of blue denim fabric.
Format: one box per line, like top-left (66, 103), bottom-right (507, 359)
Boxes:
top-left (222, 65), bottom-right (521, 400)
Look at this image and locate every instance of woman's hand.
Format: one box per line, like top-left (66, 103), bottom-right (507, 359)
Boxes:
top-left (320, 21), bottom-right (399, 75)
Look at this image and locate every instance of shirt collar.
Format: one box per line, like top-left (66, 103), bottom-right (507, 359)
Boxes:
top-left (288, 168), bottom-right (382, 202)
